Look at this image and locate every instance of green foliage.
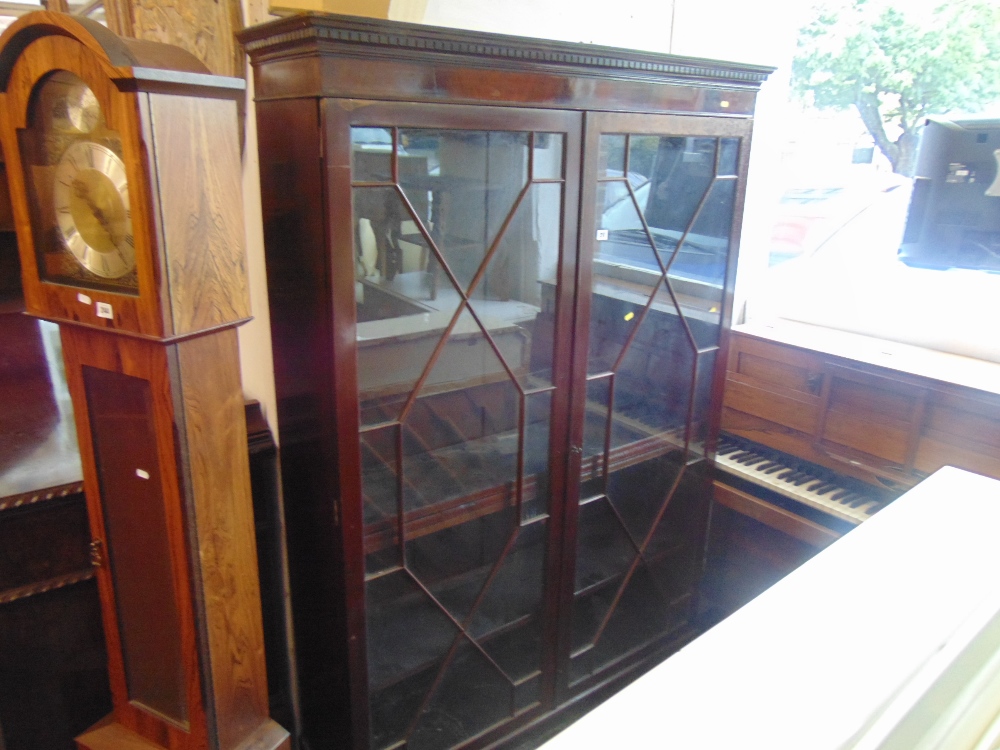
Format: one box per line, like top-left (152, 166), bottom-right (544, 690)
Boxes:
top-left (792, 0), bottom-right (1000, 173)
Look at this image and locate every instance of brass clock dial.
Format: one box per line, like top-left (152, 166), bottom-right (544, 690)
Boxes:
top-left (52, 81), bottom-right (101, 134)
top-left (18, 70), bottom-right (139, 294)
top-left (53, 141), bottom-right (135, 279)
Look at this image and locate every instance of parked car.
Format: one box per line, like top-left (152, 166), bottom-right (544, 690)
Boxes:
top-left (767, 172), bottom-right (911, 266)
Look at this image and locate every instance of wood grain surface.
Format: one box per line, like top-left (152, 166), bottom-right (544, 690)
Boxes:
top-left (60, 327), bottom-right (208, 749)
top-left (722, 325), bottom-right (1000, 488)
top-left (63, 325), bottom-right (288, 750)
top-left (145, 92), bottom-right (249, 337)
top-left (171, 329), bottom-right (273, 749)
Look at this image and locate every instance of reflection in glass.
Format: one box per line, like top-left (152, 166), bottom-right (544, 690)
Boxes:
top-left (533, 133), bottom-right (564, 181)
top-left (598, 134), bottom-right (626, 175)
top-left (718, 137), bottom-right (740, 176)
top-left (352, 126), bottom-right (562, 749)
top-left (572, 130), bottom-right (740, 684)
top-left (669, 177), bottom-right (737, 348)
top-left (351, 127), bottom-right (393, 182)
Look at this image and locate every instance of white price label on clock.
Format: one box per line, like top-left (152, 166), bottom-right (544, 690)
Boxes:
top-left (96, 302), bottom-right (113, 319)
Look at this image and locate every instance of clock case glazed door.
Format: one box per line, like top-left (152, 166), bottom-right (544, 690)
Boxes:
top-left (330, 101), bottom-right (582, 750)
top-left (559, 111), bottom-right (752, 699)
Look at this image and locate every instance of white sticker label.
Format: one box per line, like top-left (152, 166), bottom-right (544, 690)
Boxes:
top-left (77, 293), bottom-right (92, 305)
top-left (135, 469), bottom-right (150, 480)
top-left (96, 302), bottom-right (113, 319)
top-left (596, 229), bottom-right (609, 241)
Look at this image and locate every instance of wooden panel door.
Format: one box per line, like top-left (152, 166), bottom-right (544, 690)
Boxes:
top-left (328, 100), bottom-right (583, 750)
top-left (561, 112), bottom-right (753, 693)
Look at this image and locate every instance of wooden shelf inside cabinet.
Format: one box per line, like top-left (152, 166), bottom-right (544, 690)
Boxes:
top-left (360, 403), bottom-right (695, 556)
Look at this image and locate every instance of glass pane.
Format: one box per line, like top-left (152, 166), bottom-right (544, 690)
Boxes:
top-left (355, 122), bottom-right (561, 750)
top-left (598, 134), bottom-right (626, 175)
top-left (354, 186), bottom-right (462, 427)
top-left (402, 316), bottom-right (521, 516)
top-left (591, 179), bottom-right (664, 378)
top-left (581, 376), bottom-right (611, 470)
top-left (627, 135), bottom-right (661, 180)
top-left (606, 453), bottom-right (685, 547)
top-left (352, 127), bottom-right (393, 182)
top-left (670, 177), bottom-right (737, 297)
top-left (370, 668), bottom-right (437, 750)
top-left (366, 570), bottom-right (458, 694)
top-left (468, 519), bottom-right (547, 641)
top-left (645, 137), bottom-right (716, 235)
top-left (571, 562), bottom-right (687, 684)
top-left (574, 497), bottom-right (634, 599)
top-left (718, 137), bottom-right (740, 176)
top-left (367, 570), bottom-right (458, 749)
top-left (83, 367), bottom-right (186, 724)
top-left (514, 673), bottom-right (542, 714)
top-left (406, 506), bottom-right (518, 626)
top-left (653, 281), bottom-right (721, 356)
top-left (522, 391), bottom-right (552, 523)
top-left (614, 299), bottom-right (695, 438)
top-left (468, 182), bottom-right (563, 389)
top-left (533, 133), bottom-right (564, 180)
top-left (573, 127), bottom-right (737, 687)
top-left (688, 349), bottom-right (719, 459)
top-left (398, 129), bottom-right (529, 294)
top-left (596, 178), bottom-right (660, 270)
top-left (362, 424), bottom-right (401, 576)
top-left (410, 639), bottom-right (513, 750)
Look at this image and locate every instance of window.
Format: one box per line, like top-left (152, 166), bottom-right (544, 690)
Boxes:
top-left (745, 0), bottom-right (1000, 364)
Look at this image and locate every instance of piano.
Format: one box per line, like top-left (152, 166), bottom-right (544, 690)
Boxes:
top-left (707, 319), bottom-right (1000, 614)
top-left (714, 433), bottom-right (894, 527)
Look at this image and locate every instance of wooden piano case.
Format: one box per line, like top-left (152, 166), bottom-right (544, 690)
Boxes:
top-left (241, 14), bottom-right (772, 750)
top-left (708, 320), bottom-right (1000, 613)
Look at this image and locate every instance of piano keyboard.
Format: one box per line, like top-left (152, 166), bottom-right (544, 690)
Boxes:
top-left (715, 436), bottom-right (890, 525)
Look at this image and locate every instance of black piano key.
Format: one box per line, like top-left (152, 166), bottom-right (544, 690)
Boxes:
top-left (814, 484), bottom-right (836, 495)
top-left (776, 469), bottom-right (796, 480)
top-left (831, 489), bottom-right (851, 502)
top-left (792, 473), bottom-right (815, 485)
top-left (764, 464), bottom-right (785, 475)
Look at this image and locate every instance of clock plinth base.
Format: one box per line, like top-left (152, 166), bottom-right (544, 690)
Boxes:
top-left (76, 715), bottom-right (291, 750)
top-left (75, 716), bottom-right (165, 750)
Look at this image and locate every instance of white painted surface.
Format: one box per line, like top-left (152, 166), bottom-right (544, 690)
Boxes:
top-left (541, 467), bottom-right (1000, 750)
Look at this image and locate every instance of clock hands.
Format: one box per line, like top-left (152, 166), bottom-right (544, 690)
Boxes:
top-left (72, 175), bottom-right (119, 246)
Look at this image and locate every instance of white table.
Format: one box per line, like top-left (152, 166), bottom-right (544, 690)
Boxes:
top-left (541, 467), bottom-right (1000, 750)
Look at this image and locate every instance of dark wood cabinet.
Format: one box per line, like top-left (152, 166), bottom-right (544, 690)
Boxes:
top-left (241, 14), bottom-right (771, 750)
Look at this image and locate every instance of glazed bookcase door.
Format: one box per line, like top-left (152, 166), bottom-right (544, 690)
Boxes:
top-left (335, 102), bottom-right (582, 750)
top-left (563, 112), bottom-right (751, 691)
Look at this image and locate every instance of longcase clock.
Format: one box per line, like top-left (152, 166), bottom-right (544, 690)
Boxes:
top-left (0, 12), bottom-right (290, 750)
